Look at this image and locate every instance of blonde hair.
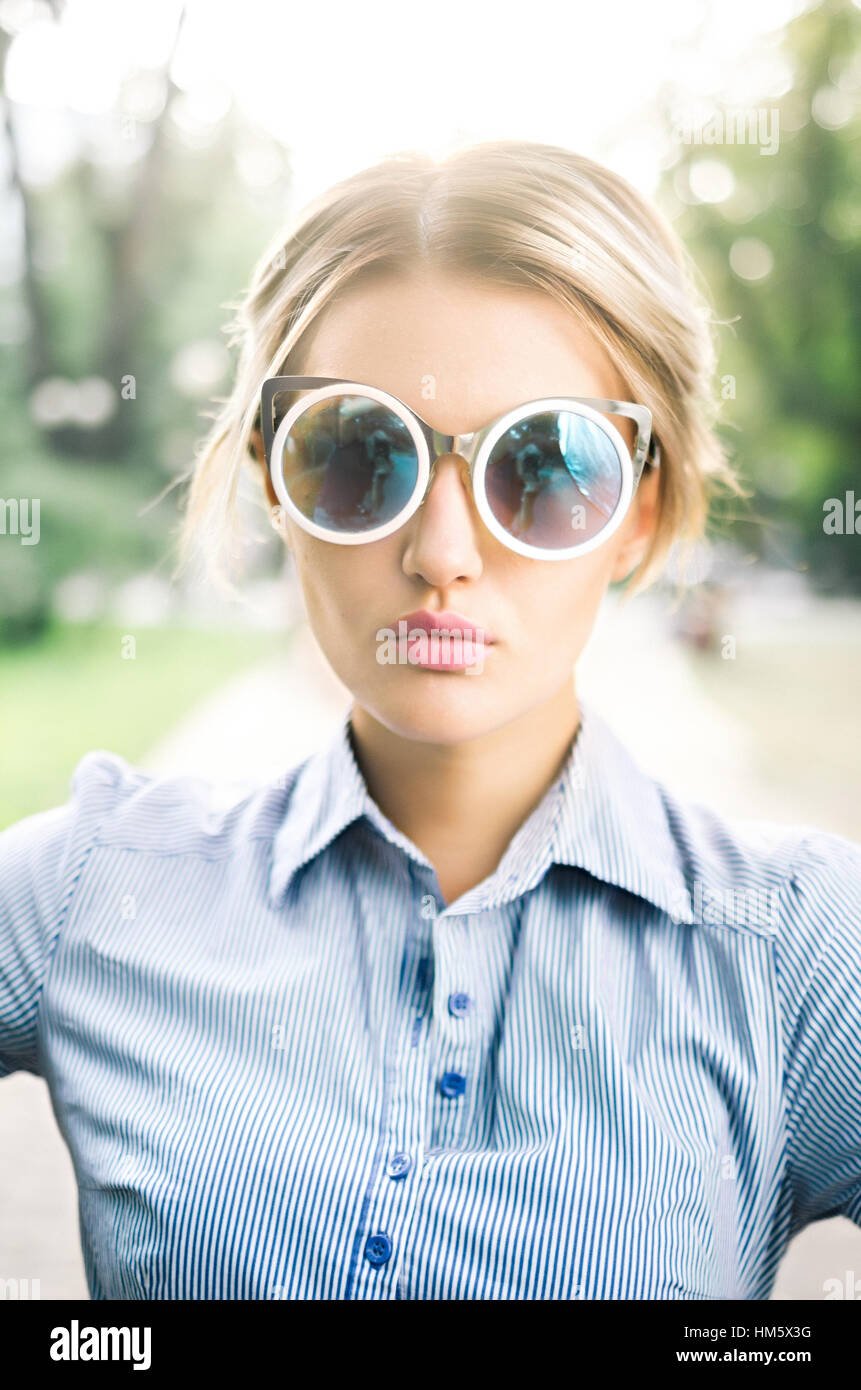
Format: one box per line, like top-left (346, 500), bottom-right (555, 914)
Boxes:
top-left (179, 138), bottom-right (738, 591)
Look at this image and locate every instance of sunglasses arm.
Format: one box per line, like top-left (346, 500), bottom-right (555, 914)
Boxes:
top-left (572, 397), bottom-right (659, 487)
top-left (260, 376), bottom-right (348, 469)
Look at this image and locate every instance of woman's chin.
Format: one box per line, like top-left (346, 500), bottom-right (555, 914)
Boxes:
top-left (355, 672), bottom-right (515, 746)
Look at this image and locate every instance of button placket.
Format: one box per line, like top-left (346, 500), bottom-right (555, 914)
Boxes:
top-left (427, 911), bottom-right (482, 1149)
top-left (355, 863), bottom-right (437, 1295)
top-left (400, 870), bottom-right (439, 1057)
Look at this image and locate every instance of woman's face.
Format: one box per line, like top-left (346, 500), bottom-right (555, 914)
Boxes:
top-left (261, 267), bottom-right (659, 745)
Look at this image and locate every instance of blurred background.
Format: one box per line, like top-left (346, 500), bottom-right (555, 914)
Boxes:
top-left (0, 0), bottom-right (859, 1300)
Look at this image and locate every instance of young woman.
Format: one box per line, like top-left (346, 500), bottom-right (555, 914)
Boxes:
top-left (2, 141), bottom-right (859, 1301)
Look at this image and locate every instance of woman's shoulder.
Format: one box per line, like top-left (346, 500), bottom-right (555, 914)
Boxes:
top-left (580, 709), bottom-right (861, 942)
top-left (64, 746), bottom-right (309, 857)
top-left (660, 773), bottom-right (861, 887)
top-left (0, 746), bottom-right (309, 886)
top-left (657, 771), bottom-right (861, 938)
top-left (647, 774), bottom-right (861, 1052)
top-left (0, 749), bottom-right (313, 1077)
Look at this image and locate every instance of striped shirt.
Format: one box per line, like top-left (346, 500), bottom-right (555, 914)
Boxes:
top-left (1, 703), bottom-right (860, 1300)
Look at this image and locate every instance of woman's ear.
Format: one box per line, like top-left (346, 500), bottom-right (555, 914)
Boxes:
top-left (250, 427), bottom-right (280, 514)
top-left (609, 465), bottom-right (661, 582)
top-left (250, 427), bottom-right (290, 541)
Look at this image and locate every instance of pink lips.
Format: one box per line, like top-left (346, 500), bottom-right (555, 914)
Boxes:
top-left (394, 608), bottom-right (493, 670)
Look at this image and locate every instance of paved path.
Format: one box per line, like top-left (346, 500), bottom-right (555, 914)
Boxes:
top-left (3, 600), bottom-right (859, 1299)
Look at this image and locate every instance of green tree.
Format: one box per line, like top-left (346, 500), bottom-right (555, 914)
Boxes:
top-left (0, 3), bottom-right (291, 640)
top-left (661, 0), bottom-right (861, 591)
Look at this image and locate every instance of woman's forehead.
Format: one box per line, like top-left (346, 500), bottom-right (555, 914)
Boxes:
top-left (295, 268), bottom-right (629, 428)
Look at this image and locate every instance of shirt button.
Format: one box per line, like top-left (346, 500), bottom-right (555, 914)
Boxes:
top-left (364, 1233), bottom-right (393, 1267)
top-left (438, 1070), bottom-right (467, 1099)
top-left (447, 991), bottom-right (473, 1017)
top-left (386, 1151), bottom-right (412, 1180)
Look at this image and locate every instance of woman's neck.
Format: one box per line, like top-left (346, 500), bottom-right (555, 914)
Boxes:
top-left (348, 681), bottom-right (581, 906)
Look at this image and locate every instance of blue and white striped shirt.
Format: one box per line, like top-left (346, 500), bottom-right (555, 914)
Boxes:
top-left (2, 704), bottom-right (860, 1300)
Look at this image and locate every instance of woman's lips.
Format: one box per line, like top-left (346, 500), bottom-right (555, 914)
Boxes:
top-left (398, 609), bottom-right (493, 641)
top-left (389, 608), bottom-right (494, 670)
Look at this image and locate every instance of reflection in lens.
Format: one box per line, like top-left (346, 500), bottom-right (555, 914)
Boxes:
top-left (484, 411), bottom-right (623, 548)
top-left (281, 395), bottom-right (419, 533)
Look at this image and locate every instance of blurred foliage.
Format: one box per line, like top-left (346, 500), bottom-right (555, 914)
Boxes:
top-left (661, 0), bottom-right (861, 591)
top-left (0, 5), bottom-right (288, 641)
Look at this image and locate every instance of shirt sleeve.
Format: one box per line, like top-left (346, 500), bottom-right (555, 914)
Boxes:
top-left (777, 829), bottom-right (861, 1232)
top-left (0, 751), bottom-right (132, 1079)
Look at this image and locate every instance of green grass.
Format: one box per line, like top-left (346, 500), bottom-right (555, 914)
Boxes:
top-left (687, 642), bottom-right (861, 842)
top-left (0, 621), bottom-right (283, 829)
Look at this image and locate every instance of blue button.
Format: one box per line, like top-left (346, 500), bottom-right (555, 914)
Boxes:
top-left (386, 1151), bottom-right (412, 1179)
top-left (364, 1232), bottom-right (392, 1267)
top-left (438, 1071), bottom-right (467, 1099)
top-left (448, 991), bottom-right (473, 1017)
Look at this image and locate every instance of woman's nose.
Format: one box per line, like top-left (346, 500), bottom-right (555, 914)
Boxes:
top-left (400, 453), bottom-right (485, 586)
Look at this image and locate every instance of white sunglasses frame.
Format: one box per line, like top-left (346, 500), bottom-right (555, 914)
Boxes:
top-left (262, 376), bottom-right (660, 562)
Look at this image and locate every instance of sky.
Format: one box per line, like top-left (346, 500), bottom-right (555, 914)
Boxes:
top-left (1, 0), bottom-right (819, 211)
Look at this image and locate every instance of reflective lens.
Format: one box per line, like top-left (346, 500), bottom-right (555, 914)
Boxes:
top-left (483, 410), bottom-right (623, 549)
top-left (280, 394), bottom-right (420, 533)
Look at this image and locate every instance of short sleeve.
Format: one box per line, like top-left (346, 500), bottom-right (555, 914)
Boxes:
top-left (777, 830), bottom-right (861, 1231)
top-left (0, 751), bottom-right (133, 1078)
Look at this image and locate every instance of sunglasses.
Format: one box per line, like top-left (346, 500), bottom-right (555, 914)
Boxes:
top-left (260, 376), bottom-right (660, 561)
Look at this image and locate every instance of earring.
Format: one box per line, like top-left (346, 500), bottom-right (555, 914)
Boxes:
top-left (270, 504), bottom-right (289, 540)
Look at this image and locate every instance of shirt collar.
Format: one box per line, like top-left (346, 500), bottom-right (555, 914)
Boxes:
top-left (267, 702), bottom-right (694, 924)
top-left (547, 707), bottom-right (694, 924)
top-left (267, 709), bottom-right (430, 906)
